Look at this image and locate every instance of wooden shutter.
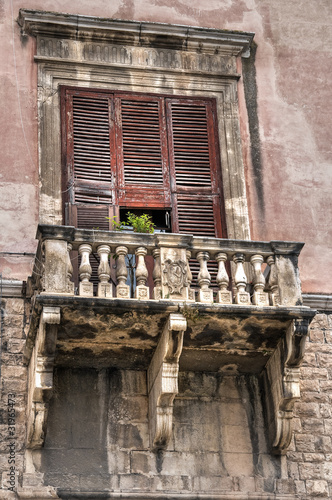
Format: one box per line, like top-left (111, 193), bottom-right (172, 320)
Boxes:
top-left (115, 94), bottom-right (171, 208)
top-left (62, 89), bottom-right (116, 229)
top-left (166, 98), bottom-right (225, 238)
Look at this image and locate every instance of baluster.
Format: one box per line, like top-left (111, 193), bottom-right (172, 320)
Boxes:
top-left (78, 243), bottom-right (93, 297)
top-left (115, 246), bottom-right (130, 299)
top-left (216, 252), bottom-right (232, 304)
top-left (66, 243), bottom-right (75, 295)
top-left (250, 254), bottom-right (269, 306)
top-left (233, 253), bottom-right (250, 304)
top-left (135, 246), bottom-right (149, 300)
top-left (97, 244), bottom-right (112, 298)
top-left (196, 251), bottom-right (213, 303)
top-left (152, 248), bottom-right (162, 300)
top-left (186, 250), bottom-right (195, 301)
top-left (267, 255), bottom-right (280, 305)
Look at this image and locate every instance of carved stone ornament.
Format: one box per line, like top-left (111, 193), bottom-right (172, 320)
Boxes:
top-left (264, 318), bottom-right (311, 454)
top-left (163, 259), bottom-right (188, 295)
top-left (26, 307), bottom-right (60, 449)
top-left (148, 313), bottom-right (187, 449)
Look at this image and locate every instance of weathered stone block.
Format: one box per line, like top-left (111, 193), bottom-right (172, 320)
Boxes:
top-left (301, 367), bottom-right (328, 380)
top-left (321, 462), bottom-right (332, 480)
top-left (178, 372), bottom-right (217, 397)
top-left (108, 396), bottom-right (148, 423)
top-left (222, 424), bottom-right (253, 453)
top-left (1, 366), bottom-right (26, 379)
top-left (44, 473), bottom-right (80, 490)
top-left (319, 381), bottom-right (332, 392)
top-left (80, 473), bottom-right (116, 490)
top-left (301, 352), bottom-right (318, 367)
top-left (173, 423), bottom-right (220, 452)
top-left (153, 474), bottom-right (192, 492)
top-left (193, 475), bottom-right (233, 492)
top-left (107, 449), bottom-right (130, 474)
top-left (130, 451), bottom-right (156, 475)
top-left (3, 314), bottom-right (24, 329)
top-left (42, 449), bottom-right (108, 475)
top-left (295, 402), bottom-right (320, 418)
top-left (303, 394), bottom-right (330, 406)
top-left (153, 452), bottom-right (194, 476)
top-left (295, 434), bottom-right (316, 453)
top-left (118, 371), bottom-right (147, 396)
top-left (237, 475), bottom-right (256, 492)
top-left (108, 422), bottom-right (149, 449)
top-left (118, 473), bottom-right (152, 491)
top-left (310, 329), bottom-right (325, 343)
top-left (275, 479), bottom-right (296, 494)
top-left (4, 299), bottom-right (25, 315)
top-left (300, 379), bottom-right (320, 393)
top-left (223, 452), bottom-right (254, 477)
top-left (320, 403), bottom-right (332, 418)
top-left (173, 399), bottom-right (219, 425)
top-left (294, 479), bottom-right (306, 495)
top-left (7, 339), bottom-right (25, 354)
top-left (306, 479), bottom-right (329, 497)
top-left (311, 314), bottom-right (330, 330)
top-left (299, 462), bottom-right (322, 480)
top-left (287, 461), bottom-right (299, 479)
top-left (317, 353), bottom-right (332, 368)
top-left (287, 451), bottom-right (304, 462)
top-left (302, 418), bottom-right (325, 434)
top-left (303, 453), bottom-right (326, 462)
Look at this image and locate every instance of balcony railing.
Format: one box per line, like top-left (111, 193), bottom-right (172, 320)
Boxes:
top-left (29, 225), bottom-right (305, 308)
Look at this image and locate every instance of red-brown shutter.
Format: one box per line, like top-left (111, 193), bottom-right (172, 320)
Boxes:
top-left (115, 94), bottom-right (171, 208)
top-left (166, 98), bottom-right (224, 238)
top-left (166, 98), bottom-right (225, 285)
top-left (63, 89), bottom-right (116, 229)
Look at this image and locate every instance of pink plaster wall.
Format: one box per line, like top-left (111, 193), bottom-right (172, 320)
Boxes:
top-left (1, 0), bottom-right (331, 292)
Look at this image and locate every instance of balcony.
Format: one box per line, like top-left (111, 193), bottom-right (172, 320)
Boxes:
top-left (25, 225), bottom-right (315, 453)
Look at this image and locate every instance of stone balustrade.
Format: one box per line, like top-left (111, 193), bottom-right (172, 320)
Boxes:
top-left (29, 224), bottom-right (305, 307)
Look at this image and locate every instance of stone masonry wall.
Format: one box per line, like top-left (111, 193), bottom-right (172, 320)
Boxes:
top-left (41, 368), bottom-right (281, 496)
top-left (0, 298), bottom-right (28, 493)
top-left (1, 306), bottom-right (332, 499)
top-left (279, 313), bottom-right (332, 498)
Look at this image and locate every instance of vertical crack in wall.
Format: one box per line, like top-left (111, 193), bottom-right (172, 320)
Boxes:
top-left (242, 42), bottom-right (265, 218)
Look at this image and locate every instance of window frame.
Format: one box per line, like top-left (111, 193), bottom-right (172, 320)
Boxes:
top-left (61, 87), bottom-right (227, 238)
top-left (22, 10), bottom-right (253, 241)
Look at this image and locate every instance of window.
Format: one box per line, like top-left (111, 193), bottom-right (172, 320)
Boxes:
top-left (61, 88), bottom-right (227, 238)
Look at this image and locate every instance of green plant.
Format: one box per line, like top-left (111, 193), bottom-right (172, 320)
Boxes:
top-left (108, 216), bottom-right (126, 231)
top-left (126, 212), bottom-right (155, 233)
top-left (181, 303), bottom-right (199, 323)
top-left (107, 213), bottom-right (155, 233)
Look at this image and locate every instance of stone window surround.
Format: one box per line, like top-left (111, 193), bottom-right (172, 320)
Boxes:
top-left (18, 9), bottom-right (254, 241)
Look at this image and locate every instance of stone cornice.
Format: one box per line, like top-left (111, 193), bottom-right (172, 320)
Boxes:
top-left (1, 279), bottom-right (24, 298)
top-left (18, 9), bottom-right (254, 57)
top-left (303, 293), bottom-right (332, 311)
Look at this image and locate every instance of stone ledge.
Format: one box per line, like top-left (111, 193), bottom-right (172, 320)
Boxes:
top-left (57, 492), bottom-right (295, 500)
top-left (303, 294), bottom-right (332, 311)
top-left (18, 10), bottom-right (254, 57)
top-left (0, 279), bottom-right (23, 298)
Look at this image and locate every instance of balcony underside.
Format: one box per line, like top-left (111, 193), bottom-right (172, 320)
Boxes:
top-left (26, 295), bottom-right (314, 373)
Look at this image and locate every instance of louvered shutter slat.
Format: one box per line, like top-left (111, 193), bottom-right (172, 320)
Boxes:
top-left (72, 95), bottom-right (112, 186)
top-left (117, 97), bottom-right (166, 187)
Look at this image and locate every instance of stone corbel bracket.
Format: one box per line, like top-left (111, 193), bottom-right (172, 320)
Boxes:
top-left (264, 318), bottom-right (311, 454)
top-left (26, 306), bottom-right (60, 449)
top-left (148, 313), bottom-right (187, 450)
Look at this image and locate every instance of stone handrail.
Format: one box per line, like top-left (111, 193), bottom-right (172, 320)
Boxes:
top-left (29, 224), bottom-right (305, 307)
